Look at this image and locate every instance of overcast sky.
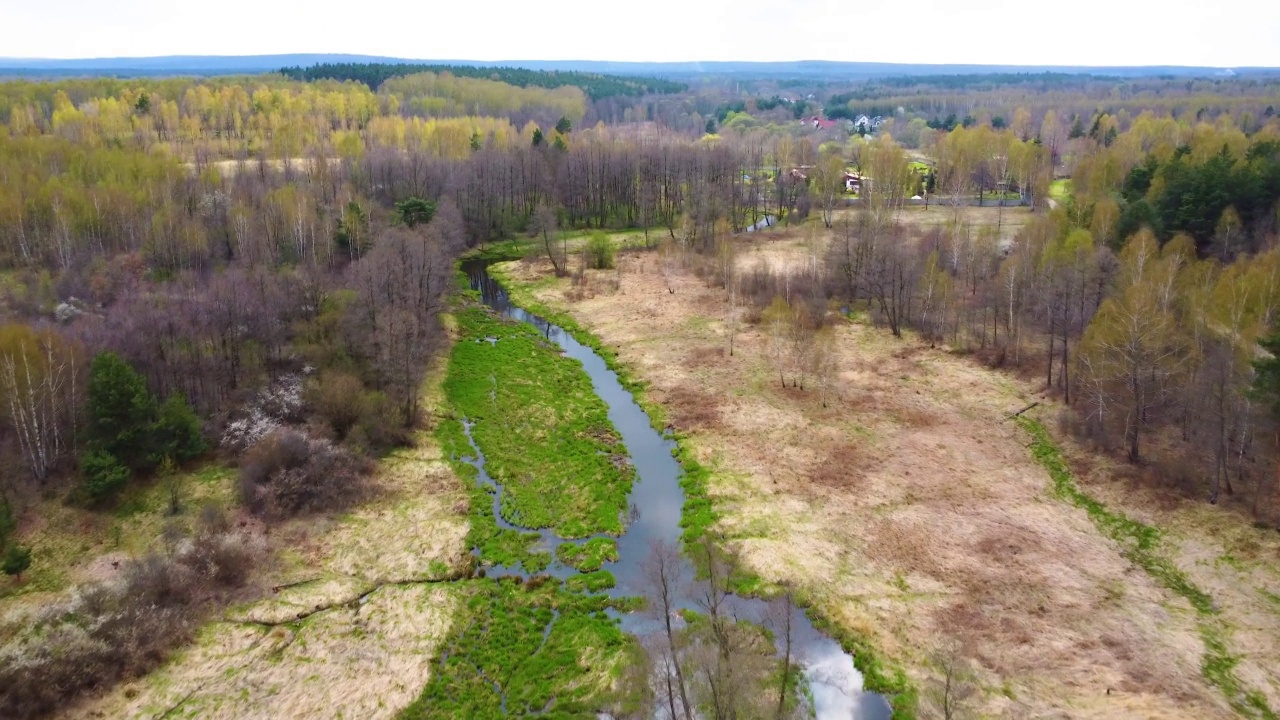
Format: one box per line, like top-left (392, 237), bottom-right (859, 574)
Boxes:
top-left (5, 0), bottom-right (1277, 67)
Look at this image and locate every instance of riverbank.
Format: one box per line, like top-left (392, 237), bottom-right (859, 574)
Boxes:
top-left (490, 239), bottom-right (1244, 719)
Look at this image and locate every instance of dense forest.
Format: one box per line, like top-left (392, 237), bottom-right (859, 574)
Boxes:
top-left (278, 62), bottom-right (688, 100)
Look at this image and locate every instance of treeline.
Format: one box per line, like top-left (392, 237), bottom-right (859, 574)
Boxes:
top-left (382, 72), bottom-right (585, 124)
top-left (873, 72), bottom-right (1120, 90)
top-left (823, 78), bottom-right (1280, 140)
top-left (278, 62), bottom-right (688, 100)
top-left (0, 75), bottom-right (581, 161)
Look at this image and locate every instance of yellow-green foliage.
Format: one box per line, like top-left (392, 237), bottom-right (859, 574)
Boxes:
top-left (382, 72), bottom-right (585, 127)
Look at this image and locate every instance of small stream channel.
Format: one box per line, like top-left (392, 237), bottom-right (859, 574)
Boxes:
top-left (461, 260), bottom-right (891, 720)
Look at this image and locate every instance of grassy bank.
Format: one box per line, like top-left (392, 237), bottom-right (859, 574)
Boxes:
top-left (441, 306), bottom-right (634, 538)
top-left (1019, 417), bottom-right (1277, 719)
top-left (399, 576), bottom-right (638, 719)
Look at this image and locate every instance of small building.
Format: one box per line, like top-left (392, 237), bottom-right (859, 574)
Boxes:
top-left (801, 116), bottom-right (843, 132)
top-left (853, 115), bottom-right (885, 133)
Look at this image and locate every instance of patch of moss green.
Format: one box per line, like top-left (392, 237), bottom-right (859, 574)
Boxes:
top-left (442, 306), bottom-right (633, 538)
top-left (564, 570), bottom-right (616, 593)
top-left (435, 415), bottom-right (547, 573)
top-left (398, 578), bottom-right (635, 719)
top-left (1018, 417), bottom-right (1276, 719)
top-left (556, 538), bottom-right (619, 573)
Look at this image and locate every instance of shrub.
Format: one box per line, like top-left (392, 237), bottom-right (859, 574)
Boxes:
top-left (2, 545), bottom-right (31, 580)
top-left (307, 371), bottom-right (365, 439)
top-left (80, 450), bottom-right (130, 503)
top-left (352, 389), bottom-right (408, 452)
top-left (239, 429), bottom-right (370, 518)
top-left (585, 231), bottom-right (615, 270)
top-left (0, 499), bottom-right (13, 549)
top-left (185, 530), bottom-right (255, 588)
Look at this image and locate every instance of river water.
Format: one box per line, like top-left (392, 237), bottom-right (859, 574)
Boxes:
top-left (461, 261), bottom-right (892, 720)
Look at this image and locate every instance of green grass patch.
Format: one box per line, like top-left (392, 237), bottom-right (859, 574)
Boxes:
top-left (435, 414), bottom-right (548, 573)
top-left (556, 538), bottom-right (619, 572)
top-left (564, 570), bottom-right (617, 593)
top-left (1048, 178), bottom-right (1073, 203)
top-left (461, 239), bottom-right (536, 263)
top-left (399, 577), bottom-right (637, 719)
top-left (1018, 417), bottom-right (1276, 719)
top-left (442, 306), bottom-right (634, 538)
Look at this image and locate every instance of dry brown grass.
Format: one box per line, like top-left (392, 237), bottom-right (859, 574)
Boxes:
top-left (1058, 433), bottom-right (1280, 711)
top-left (894, 204), bottom-right (1033, 245)
top-left (498, 231), bottom-right (1246, 719)
top-left (65, 584), bottom-right (458, 720)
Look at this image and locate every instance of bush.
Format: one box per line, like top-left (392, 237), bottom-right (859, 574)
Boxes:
top-left (0, 499), bottom-right (13, 549)
top-left (307, 371), bottom-right (365, 439)
top-left (239, 430), bottom-right (371, 518)
top-left (352, 389), bottom-right (408, 452)
top-left (585, 231), bottom-right (615, 270)
top-left (80, 450), bottom-right (130, 503)
top-left (185, 530), bottom-right (255, 588)
top-left (2, 545), bottom-right (31, 579)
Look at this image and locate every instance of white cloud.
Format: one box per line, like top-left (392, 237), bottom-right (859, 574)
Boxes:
top-left (4, 0), bottom-right (1277, 67)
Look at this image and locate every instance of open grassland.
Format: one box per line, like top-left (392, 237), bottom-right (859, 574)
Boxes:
top-left (491, 225), bottom-right (1279, 719)
top-left (895, 204), bottom-right (1033, 245)
top-left (1020, 419), bottom-right (1279, 717)
top-left (442, 306), bottom-right (634, 538)
top-left (57, 365), bottom-right (473, 720)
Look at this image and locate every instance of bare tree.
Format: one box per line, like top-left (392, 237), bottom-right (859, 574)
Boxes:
top-left (922, 646), bottom-right (977, 720)
top-left (767, 590), bottom-right (798, 720)
top-left (532, 202), bottom-right (565, 276)
top-left (642, 540), bottom-right (694, 720)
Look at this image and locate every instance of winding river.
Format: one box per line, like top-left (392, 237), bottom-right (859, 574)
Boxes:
top-left (461, 260), bottom-right (892, 720)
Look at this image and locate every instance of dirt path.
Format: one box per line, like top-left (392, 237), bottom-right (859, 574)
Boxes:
top-left (497, 243), bottom-right (1248, 719)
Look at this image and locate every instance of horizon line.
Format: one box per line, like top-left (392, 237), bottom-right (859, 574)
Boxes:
top-left (0, 54), bottom-right (1276, 71)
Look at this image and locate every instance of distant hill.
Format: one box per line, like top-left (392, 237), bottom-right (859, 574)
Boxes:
top-left (1, 54), bottom-right (1276, 80)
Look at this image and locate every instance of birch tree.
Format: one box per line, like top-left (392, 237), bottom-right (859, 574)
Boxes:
top-left (0, 326), bottom-right (81, 484)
